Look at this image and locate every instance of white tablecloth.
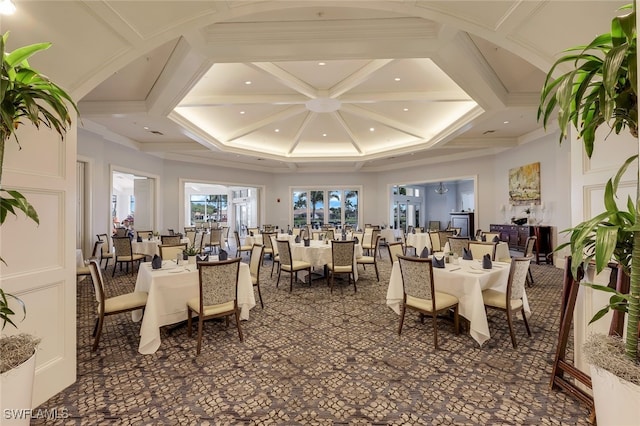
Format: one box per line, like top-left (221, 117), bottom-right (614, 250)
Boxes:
top-left (244, 233), bottom-right (290, 246)
top-left (405, 232), bottom-right (432, 253)
top-left (132, 237), bottom-right (189, 257)
top-left (386, 259), bottom-right (530, 346)
top-left (133, 259), bottom-right (255, 354)
top-left (289, 240), bottom-right (363, 281)
top-left (379, 229), bottom-right (400, 243)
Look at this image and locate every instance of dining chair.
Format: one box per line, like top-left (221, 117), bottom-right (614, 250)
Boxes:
top-left (193, 232), bottom-right (205, 253)
top-left (161, 235), bottom-right (181, 245)
top-left (483, 232), bottom-right (501, 242)
top-left (397, 255), bottom-right (459, 349)
top-left (136, 230), bottom-right (154, 240)
top-left (275, 239), bottom-right (311, 292)
top-left (114, 228), bottom-right (128, 237)
top-left (428, 221), bottom-right (440, 231)
top-left (328, 240), bottom-right (357, 292)
top-left (184, 229), bottom-right (197, 246)
top-left (249, 244), bottom-right (265, 308)
top-left (77, 240), bottom-right (104, 279)
top-left (206, 228), bottom-right (223, 254)
top-left (158, 243), bottom-right (188, 261)
top-left (270, 234), bottom-right (280, 278)
top-left (387, 241), bottom-right (405, 263)
top-left (356, 235), bottom-right (380, 282)
top-left (428, 231), bottom-right (441, 252)
top-left (362, 229), bottom-right (381, 258)
top-left (523, 236), bottom-right (537, 286)
top-left (96, 233), bottom-right (114, 270)
top-left (247, 227), bottom-right (260, 236)
top-left (438, 231), bottom-right (455, 248)
top-left (468, 241), bottom-right (498, 260)
top-left (186, 258), bottom-right (243, 355)
top-left (481, 256), bottom-right (532, 348)
top-left (234, 231), bottom-right (253, 258)
top-left (324, 229), bottom-right (335, 240)
top-left (447, 236), bottom-right (470, 257)
top-left (261, 231), bottom-right (277, 265)
top-left (111, 236), bottom-right (146, 276)
top-left (88, 260), bottom-right (148, 351)
top-left (222, 226), bottom-right (230, 249)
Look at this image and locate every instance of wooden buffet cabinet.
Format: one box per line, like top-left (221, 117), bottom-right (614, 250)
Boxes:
top-left (489, 224), bottom-right (553, 264)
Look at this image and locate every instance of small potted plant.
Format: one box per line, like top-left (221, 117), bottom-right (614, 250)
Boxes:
top-left (0, 31), bottom-right (77, 423)
top-left (183, 244), bottom-right (200, 264)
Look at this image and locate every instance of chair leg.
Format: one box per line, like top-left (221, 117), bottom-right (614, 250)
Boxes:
top-left (112, 261), bottom-right (117, 277)
top-left (92, 314), bottom-right (104, 352)
top-left (374, 262), bottom-right (379, 282)
top-left (290, 271), bottom-right (294, 292)
top-left (351, 272), bottom-right (357, 292)
top-left (234, 310), bottom-right (244, 342)
top-left (432, 313), bottom-right (439, 349)
top-left (196, 317), bottom-right (204, 355)
top-left (453, 306), bottom-right (460, 334)
top-left (398, 304), bottom-right (406, 335)
top-left (255, 284), bottom-right (264, 309)
top-left (506, 309), bottom-right (517, 348)
top-left (522, 307), bottom-right (532, 337)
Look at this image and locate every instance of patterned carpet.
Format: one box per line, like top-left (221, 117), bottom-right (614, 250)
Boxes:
top-left (35, 250), bottom-right (590, 425)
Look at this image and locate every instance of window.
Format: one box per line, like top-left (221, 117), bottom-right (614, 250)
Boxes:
top-left (190, 194), bottom-right (228, 224)
top-left (291, 188), bottom-right (359, 227)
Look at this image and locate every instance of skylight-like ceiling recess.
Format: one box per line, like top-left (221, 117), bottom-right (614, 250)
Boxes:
top-left (173, 58), bottom-right (480, 162)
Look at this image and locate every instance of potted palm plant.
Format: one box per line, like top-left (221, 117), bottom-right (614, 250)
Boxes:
top-left (538, 3), bottom-right (639, 424)
top-left (0, 31), bottom-right (77, 424)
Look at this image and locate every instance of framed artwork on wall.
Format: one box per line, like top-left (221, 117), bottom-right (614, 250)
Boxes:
top-left (508, 162), bottom-right (541, 205)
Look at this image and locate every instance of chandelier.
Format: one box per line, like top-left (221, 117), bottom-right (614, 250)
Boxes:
top-left (435, 182), bottom-right (449, 195)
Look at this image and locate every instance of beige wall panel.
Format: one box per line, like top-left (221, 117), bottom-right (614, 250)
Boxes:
top-left (3, 126), bottom-right (64, 179)
top-left (0, 191), bottom-right (64, 275)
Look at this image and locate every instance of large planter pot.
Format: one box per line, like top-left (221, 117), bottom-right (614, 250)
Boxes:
top-left (0, 352), bottom-right (36, 426)
top-left (590, 364), bottom-right (640, 426)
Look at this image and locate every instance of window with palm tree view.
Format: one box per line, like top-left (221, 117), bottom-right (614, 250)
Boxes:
top-left (190, 194), bottom-right (228, 225)
top-left (292, 189), bottom-right (359, 228)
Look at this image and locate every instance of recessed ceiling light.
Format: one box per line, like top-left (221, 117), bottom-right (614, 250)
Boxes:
top-left (503, 121), bottom-right (510, 124)
top-left (143, 126), bottom-right (150, 130)
top-left (275, 129), bottom-right (280, 132)
top-left (240, 111), bottom-right (245, 115)
top-left (403, 108), bottom-right (409, 112)
top-left (322, 133), bottom-right (327, 137)
top-left (245, 81), bottom-right (252, 85)
top-left (369, 127), bottom-right (375, 132)
top-left (318, 62), bottom-right (326, 66)
top-left (394, 77), bottom-right (401, 81)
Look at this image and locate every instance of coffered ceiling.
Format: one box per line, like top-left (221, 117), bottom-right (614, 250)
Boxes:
top-left (54, 1), bottom-right (623, 173)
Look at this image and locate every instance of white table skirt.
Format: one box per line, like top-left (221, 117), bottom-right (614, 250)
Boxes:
top-left (289, 240), bottom-right (363, 281)
top-left (133, 259), bottom-right (255, 354)
top-left (405, 232), bottom-right (432, 254)
top-left (244, 233), bottom-right (291, 246)
top-left (386, 259), bottom-right (530, 346)
top-left (379, 229), bottom-right (400, 243)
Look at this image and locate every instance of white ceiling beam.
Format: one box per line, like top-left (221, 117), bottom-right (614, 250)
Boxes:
top-left (332, 112), bottom-right (363, 155)
top-left (249, 62), bottom-right (318, 99)
top-left (340, 104), bottom-right (427, 139)
top-left (146, 37), bottom-right (213, 116)
top-left (287, 112), bottom-right (315, 155)
top-left (179, 94), bottom-right (309, 107)
top-left (226, 105), bottom-right (306, 142)
top-left (339, 91), bottom-right (472, 103)
top-left (79, 100), bottom-right (148, 116)
top-left (329, 59), bottom-right (394, 98)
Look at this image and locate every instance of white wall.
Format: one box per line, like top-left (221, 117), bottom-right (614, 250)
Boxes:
top-left (78, 129), bottom-right (573, 260)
